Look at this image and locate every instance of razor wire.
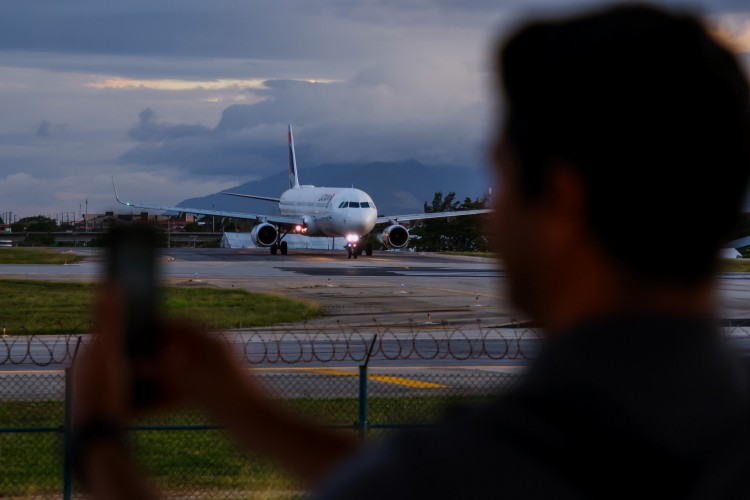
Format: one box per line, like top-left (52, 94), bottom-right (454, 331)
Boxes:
top-left (2, 319), bottom-right (750, 367)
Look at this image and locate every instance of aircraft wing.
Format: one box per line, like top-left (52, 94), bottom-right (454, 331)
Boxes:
top-left (113, 181), bottom-right (304, 226)
top-left (222, 192), bottom-right (281, 203)
top-left (376, 208), bottom-right (492, 224)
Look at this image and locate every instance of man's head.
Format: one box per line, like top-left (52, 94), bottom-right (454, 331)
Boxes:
top-left (492, 4), bottom-right (750, 323)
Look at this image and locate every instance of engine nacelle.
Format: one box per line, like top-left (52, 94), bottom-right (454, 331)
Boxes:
top-left (302, 215), bottom-right (320, 235)
top-left (250, 223), bottom-right (278, 247)
top-left (381, 224), bottom-right (409, 249)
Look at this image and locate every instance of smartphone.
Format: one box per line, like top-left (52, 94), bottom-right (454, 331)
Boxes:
top-left (105, 224), bottom-right (162, 405)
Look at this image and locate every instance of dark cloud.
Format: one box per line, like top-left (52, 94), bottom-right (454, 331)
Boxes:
top-left (35, 121), bottom-right (52, 139)
top-left (34, 121), bottom-right (66, 140)
top-left (3, 0), bottom-right (748, 219)
top-left (1, 1), bottom-right (744, 64)
top-left (128, 109), bottom-right (209, 142)
top-left (0, 1), bottom-right (384, 61)
top-left (118, 75), bottom-right (489, 178)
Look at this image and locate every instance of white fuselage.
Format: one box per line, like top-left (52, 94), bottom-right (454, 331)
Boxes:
top-left (278, 186), bottom-right (378, 238)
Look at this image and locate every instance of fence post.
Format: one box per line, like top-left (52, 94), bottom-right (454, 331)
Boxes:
top-left (63, 367), bottom-right (73, 500)
top-left (358, 335), bottom-right (378, 441)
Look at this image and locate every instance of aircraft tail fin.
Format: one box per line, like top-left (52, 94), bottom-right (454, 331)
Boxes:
top-left (288, 124), bottom-right (301, 189)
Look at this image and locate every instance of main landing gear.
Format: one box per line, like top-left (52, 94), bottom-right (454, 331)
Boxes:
top-left (270, 232), bottom-right (289, 256)
top-left (270, 241), bottom-right (288, 255)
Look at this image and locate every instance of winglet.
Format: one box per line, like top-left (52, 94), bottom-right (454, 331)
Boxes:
top-left (288, 124), bottom-right (301, 189)
top-left (111, 177), bottom-right (132, 207)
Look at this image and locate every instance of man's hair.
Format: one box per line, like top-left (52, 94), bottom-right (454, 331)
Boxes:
top-left (498, 4), bottom-right (750, 283)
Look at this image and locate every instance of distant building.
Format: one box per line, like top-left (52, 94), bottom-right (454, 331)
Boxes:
top-left (76, 211), bottom-right (196, 232)
top-left (220, 232), bottom-right (339, 250)
top-left (221, 232), bottom-right (254, 249)
top-left (720, 248), bottom-right (742, 259)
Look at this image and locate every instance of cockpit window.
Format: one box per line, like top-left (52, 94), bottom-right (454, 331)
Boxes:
top-left (349, 202), bottom-right (360, 208)
top-left (339, 202), bottom-right (347, 208)
top-left (360, 202), bottom-right (370, 208)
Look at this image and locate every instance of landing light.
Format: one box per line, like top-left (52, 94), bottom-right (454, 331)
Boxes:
top-left (346, 234), bottom-right (359, 243)
top-left (295, 225), bottom-right (302, 232)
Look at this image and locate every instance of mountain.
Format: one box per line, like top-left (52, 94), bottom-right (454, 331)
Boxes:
top-left (178, 160), bottom-right (491, 216)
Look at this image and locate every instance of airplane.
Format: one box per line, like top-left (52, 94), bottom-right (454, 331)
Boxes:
top-left (114, 124), bottom-right (492, 258)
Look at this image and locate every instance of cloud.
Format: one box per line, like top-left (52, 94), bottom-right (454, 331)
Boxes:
top-left (128, 109), bottom-right (210, 142)
top-left (87, 77), bottom-right (270, 91)
top-left (35, 121), bottom-right (67, 140)
top-left (2, 0), bottom-right (750, 219)
top-left (117, 66), bottom-right (490, 180)
top-left (711, 15), bottom-right (750, 53)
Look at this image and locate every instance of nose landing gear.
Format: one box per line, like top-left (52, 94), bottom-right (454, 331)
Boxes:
top-left (346, 242), bottom-right (358, 259)
top-left (345, 240), bottom-right (373, 259)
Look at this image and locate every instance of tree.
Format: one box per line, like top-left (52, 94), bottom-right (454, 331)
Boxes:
top-left (184, 221), bottom-right (202, 232)
top-left (11, 215), bottom-right (59, 233)
top-left (409, 192), bottom-right (491, 252)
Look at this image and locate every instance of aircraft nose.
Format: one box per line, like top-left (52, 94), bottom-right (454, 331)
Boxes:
top-left (352, 210), bottom-right (376, 235)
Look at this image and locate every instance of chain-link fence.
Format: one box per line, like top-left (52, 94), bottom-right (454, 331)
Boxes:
top-left (0, 366), bottom-right (519, 498)
top-left (3, 318), bottom-right (750, 498)
top-left (3, 318), bottom-right (750, 368)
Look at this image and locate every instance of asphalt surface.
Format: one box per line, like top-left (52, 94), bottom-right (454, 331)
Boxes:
top-left (3, 248), bottom-right (750, 382)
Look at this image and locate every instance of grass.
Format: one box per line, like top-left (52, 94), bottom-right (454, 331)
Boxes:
top-left (719, 258), bottom-right (750, 272)
top-left (0, 279), bottom-right (323, 334)
top-left (0, 394), bottom-right (492, 497)
top-left (0, 248), bottom-right (83, 264)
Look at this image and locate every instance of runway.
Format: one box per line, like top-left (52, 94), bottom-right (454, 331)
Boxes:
top-left (0, 248), bottom-right (511, 327)
top-left (3, 248), bottom-right (750, 325)
top-left (3, 248), bottom-right (750, 379)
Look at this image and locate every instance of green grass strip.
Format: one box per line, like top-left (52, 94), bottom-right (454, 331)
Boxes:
top-left (0, 279), bottom-right (322, 334)
top-left (720, 258), bottom-right (750, 272)
top-left (0, 248), bottom-right (83, 264)
top-left (0, 395), bottom-right (491, 497)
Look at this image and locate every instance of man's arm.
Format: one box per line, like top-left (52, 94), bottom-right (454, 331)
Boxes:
top-left (73, 288), bottom-right (359, 499)
top-left (162, 324), bottom-right (358, 484)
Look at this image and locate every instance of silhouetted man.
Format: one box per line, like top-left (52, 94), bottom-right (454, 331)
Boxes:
top-left (75, 4), bottom-right (750, 498)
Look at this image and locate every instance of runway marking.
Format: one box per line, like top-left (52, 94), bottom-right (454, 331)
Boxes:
top-left (399, 284), bottom-right (503, 300)
top-left (302, 368), bottom-right (448, 388)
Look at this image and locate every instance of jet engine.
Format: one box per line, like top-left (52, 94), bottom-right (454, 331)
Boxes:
top-left (381, 224), bottom-right (409, 249)
top-left (250, 223), bottom-right (278, 247)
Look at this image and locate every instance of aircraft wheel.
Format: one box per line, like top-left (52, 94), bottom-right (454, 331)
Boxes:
top-left (280, 241), bottom-right (288, 255)
top-left (365, 243), bottom-right (373, 256)
top-left (353, 251), bottom-right (358, 259)
top-left (270, 244), bottom-right (278, 255)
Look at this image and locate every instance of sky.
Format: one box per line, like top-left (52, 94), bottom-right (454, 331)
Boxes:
top-left (1, 0), bottom-right (749, 221)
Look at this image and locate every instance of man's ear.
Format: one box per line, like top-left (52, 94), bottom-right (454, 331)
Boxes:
top-left (540, 164), bottom-right (588, 248)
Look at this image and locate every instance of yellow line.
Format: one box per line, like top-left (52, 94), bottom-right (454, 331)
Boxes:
top-left (1, 365), bottom-right (525, 376)
top-left (244, 364), bottom-right (524, 372)
top-left (304, 368), bottom-right (447, 388)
